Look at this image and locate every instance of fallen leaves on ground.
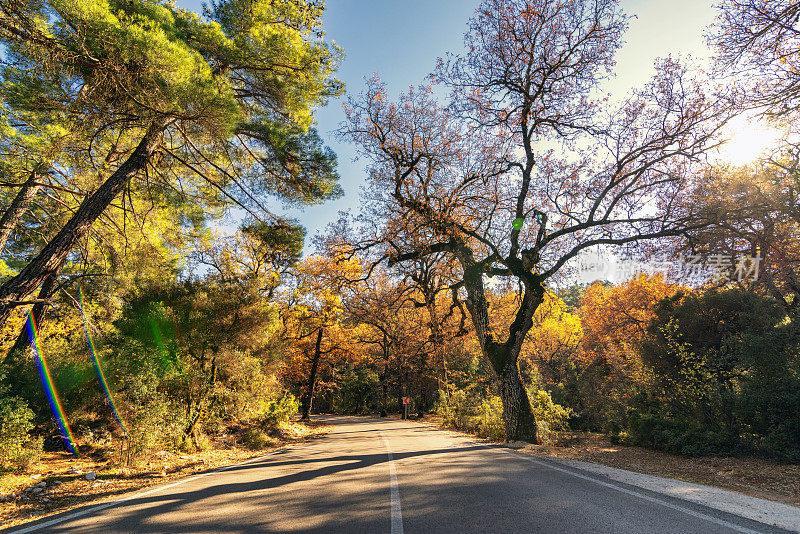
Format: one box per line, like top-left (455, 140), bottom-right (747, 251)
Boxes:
top-left (0, 420), bottom-right (333, 530)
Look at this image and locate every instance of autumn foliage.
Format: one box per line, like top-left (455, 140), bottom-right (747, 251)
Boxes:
top-left (1, 0), bottom-right (800, 474)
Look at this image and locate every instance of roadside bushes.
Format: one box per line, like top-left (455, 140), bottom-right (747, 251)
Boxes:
top-left (527, 387), bottom-right (573, 444)
top-left (0, 375), bottom-right (41, 471)
top-left (736, 377), bottom-right (800, 461)
top-left (476, 396), bottom-right (505, 440)
top-left (634, 290), bottom-right (800, 461)
top-left (435, 386), bottom-right (572, 443)
top-left (259, 393), bottom-right (299, 427)
top-left (123, 370), bottom-right (188, 455)
top-left (435, 388), bottom-right (474, 430)
top-left (625, 412), bottom-right (739, 457)
top-left (609, 382), bottom-right (800, 460)
top-left (238, 427), bottom-right (279, 450)
top-left (238, 393), bottom-right (298, 450)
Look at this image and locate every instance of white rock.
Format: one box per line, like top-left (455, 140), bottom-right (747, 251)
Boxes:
top-left (35, 481), bottom-right (46, 488)
top-left (504, 440), bottom-right (528, 449)
top-left (30, 488), bottom-right (43, 494)
top-left (84, 472), bottom-right (96, 481)
top-left (42, 498), bottom-right (50, 503)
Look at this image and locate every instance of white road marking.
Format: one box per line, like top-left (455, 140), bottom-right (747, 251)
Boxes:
top-left (7, 447), bottom-right (292, 533)
top-left (380, 432), bottom-right (404, 534)
top-left (504, 449), bottom-right (769, 534)
top-left (415, 422), bottom-right (783, 533)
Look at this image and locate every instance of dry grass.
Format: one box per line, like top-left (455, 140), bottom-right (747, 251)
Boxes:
top-left (0, 420), bottom-right (333, 530)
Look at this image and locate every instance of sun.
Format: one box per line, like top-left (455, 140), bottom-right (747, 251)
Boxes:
top-left (715, 115), bottom-right (783, 166)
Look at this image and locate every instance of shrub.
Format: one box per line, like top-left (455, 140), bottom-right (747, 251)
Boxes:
top-left (238, 427), bottom-right (278, 450)
top-left (259, 393), bottom-right (299, 428)
top-left (215, 352), bottom-right (280, 422)
top-left (123, 371), bottom-right (187, 456)
top-left (435, 389), bottom-right (474, 430)
top-left (627, 412), bottom-right (739, 457)
top-left (0, 395), bottom-right (40, 471)
top-left (607, 420), bottom-right (622, 444)
top-left (528, 388), bottom-right (572, 432)
top-left (476, 396), bottom-right (504, 440)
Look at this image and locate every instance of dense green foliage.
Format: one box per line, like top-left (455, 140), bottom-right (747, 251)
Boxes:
top-left (629, 290), bottom-right (800, 459)
top-left (0, 374), bottom-right (40, 471)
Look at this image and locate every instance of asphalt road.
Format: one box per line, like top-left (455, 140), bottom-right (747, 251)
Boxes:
top-left (4, 416), bottom-right (796, 534)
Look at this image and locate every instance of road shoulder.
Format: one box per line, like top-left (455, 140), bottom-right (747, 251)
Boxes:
top-left (411, 418), bottom-right (800, 533)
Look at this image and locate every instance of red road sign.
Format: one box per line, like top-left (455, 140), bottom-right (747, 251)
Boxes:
top-left (402, 396), bottom-right (410, 405)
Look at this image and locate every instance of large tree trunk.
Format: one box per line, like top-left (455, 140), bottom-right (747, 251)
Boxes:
top-left (0, 169), bottom-right (41, 256)
top-left (417, 352), bottom-right (428, 418)
top-left (460, 255), bottom-right (543, 443)
top-left (379, 335), bottom-right (389, 417)
top-left (300, 328), bottom-right (323, 421)
top-left (380, 373), bottom-right (388, 417)
top-left (497, 354), bottom-right (539, 441)
top-left (0, 120), bottom-right (168, 326)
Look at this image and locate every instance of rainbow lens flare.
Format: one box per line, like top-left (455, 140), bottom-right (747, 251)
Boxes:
top-left (25, 310), bottom-right (78, 456)
top-left (79, 288), bottom-right (129, 439)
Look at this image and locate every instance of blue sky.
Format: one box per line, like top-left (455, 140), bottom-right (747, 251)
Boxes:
top-left (176, 0), bottom-right (718, 246)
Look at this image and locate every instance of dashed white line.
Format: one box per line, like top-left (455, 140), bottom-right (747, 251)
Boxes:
top-left (380, 432), bottom-right (404, 534)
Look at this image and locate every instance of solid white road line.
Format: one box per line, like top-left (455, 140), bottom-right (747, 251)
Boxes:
top-left (6, 447), bottom-right (292, 534)
top-left (443, 427), bottom-right (772, 534)
top-left (419, 423), bottom-right (780, 533)
top-left (380, 432), bottom-right (404, 534)
top-left (507, 450), bottom-right (769, 534)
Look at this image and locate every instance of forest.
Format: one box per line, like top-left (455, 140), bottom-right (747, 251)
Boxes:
top-left (0, 0), bottom-right (798, 485)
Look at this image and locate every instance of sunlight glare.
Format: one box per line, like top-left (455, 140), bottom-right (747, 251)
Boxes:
top-left (716, 116), bottom-right (783, 166)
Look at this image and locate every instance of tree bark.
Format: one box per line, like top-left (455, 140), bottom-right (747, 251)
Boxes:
top-left (379, 334), bottom-right (389, 417)
top-left (0, 119), bottom-right (168, 326)
top-left (300, 328), bottom-right (323, 421)
top-left (417, 351), bottom-right (428, 418)
top-left (459, 252), bottom-right (543, 443)
top-left (0, 169), bottom-right (41, 256)
top-left (380, 373), bottom-right (388, 417)
top-left (498, 355), bottom-right (539, 441)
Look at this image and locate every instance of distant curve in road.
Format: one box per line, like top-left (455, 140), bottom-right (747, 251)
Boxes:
top-left (3, 416), bottom-right (796, 534)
